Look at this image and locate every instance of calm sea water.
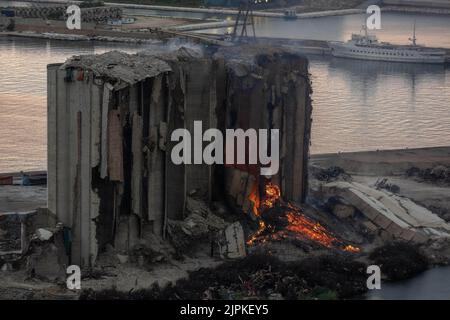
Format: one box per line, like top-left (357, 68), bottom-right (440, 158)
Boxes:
top-left (0, 38), bottom-right (147, 173)
top-left (366, 266), bottom-right (450, 300)
top-left (0, 9), bottom-right (449, 172)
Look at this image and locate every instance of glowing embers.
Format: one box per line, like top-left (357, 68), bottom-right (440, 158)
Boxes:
top-left (285, 211), bottom-right (338, 248)
top-left (343, 245), bottom-right (360, 253)
top-left (248, 182), bottom-right (261, 217)
top-left (262, 182), bottom-right (281, 209)
top-left (246, 180), bottom-right (360, 253)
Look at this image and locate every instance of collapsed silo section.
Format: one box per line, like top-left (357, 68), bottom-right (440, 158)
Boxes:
top-left (214, 46), bottom-right (312, 214)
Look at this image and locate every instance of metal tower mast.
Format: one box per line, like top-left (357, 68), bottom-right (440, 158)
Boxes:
top-left (231, 0), bottom-right (256, 42)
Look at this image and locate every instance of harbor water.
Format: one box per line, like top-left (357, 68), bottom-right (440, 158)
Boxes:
top-left (0, 6), bottom-right (449, 172)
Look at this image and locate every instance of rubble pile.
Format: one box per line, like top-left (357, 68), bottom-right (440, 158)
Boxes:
top-left (310, 165), bottom-right (350, 182)
top-left (307, 161), bottom-right (450, 274)
top-left (369, 242), bottom-right (429, 281)
top-left (79, 253), bottom-right (368, 300)
top-left (374, 178), bottom-right (400, 194)
top-left (406, 165), bottom-right (450, 184)
top-left (315, 176), bottom-right (450, 243)
top-left (0, 211), bottom-right (35, 259)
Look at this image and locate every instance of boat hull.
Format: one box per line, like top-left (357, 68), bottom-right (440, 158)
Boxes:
top-left (330, 42), bottom-right (446, 64)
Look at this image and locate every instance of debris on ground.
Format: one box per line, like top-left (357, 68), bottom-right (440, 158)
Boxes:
top-left (0, 211), bottom-right (35, 258)
top-left (79, 252), bottom-right (368, 300)
top-left (310, 166), bottom-right (351, 182)
top-left (319, 181), bottom-right (450, 243)
top-left (218, 222), bottom-right (246, 259)
top-left (374, 178), bottom-right (400, 194)
top-left (406, 165), bottom-right (450, 184)
top-left (166, 197), bottom-right (232, 256)
top-left (326, 198), bottom-right (356, 219)
top-left (129, 244), bottom-right (166, 268)
top-left (35, 228), bottom-right (53, 242)
top-left (25, 227), bottom-right (68, 282)
top-left (369, 241), bottom-right (429, 281)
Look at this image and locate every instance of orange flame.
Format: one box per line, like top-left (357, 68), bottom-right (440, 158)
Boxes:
top-left (262, 183), bottom-right (281, 209)
top-left (247, 220), bottom-right (266, 245)
top-left (248, 182), bottom-right (260, 217)
top-left (246, 181), bottom-right (360, 253)
top-left (343, 245), bottom-right (361, 253)
top-left (285, 211), bottom-right (338, 248)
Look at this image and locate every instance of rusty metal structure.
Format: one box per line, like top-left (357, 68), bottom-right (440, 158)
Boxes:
top-left (231, 0), bottom-right (256, 42)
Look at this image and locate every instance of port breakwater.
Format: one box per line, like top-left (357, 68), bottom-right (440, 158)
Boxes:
top-left (5, 1), bottom-right (365, 19)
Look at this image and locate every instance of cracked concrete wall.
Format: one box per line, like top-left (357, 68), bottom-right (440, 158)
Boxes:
top-left (47, 46), bottom-right (312, 267)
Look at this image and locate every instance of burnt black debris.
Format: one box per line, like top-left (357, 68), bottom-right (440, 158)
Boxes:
top-left (80, 252), bottom-right (368, 300)
top-left (369, 241), bottom-right (429, 281)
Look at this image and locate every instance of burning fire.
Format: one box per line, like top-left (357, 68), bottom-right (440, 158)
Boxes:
top-left (247, 181), bottom-right (360, 253)
top-left (262, 183), bottom-right (281, 209)
top-left (248, 182), bottom-right (260, 217)
top-left (343, 245), bottom-right (360, 253)
top-left (285, 212), bottom-right (338, 248)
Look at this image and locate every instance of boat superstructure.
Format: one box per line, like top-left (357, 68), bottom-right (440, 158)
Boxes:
top-left (330, 25), bottom-right (446, 64)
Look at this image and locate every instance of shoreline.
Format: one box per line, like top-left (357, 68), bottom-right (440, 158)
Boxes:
top-left (2, 145), bottom-right (449, 181)
top-left (0, 30), bottom-right (163, 43)
top-left (2, 31), bottom-right (449, 60)
top-left (311, 145), bottom-right (450, 176)
top-left (6, 0), bottom-right (450, 17)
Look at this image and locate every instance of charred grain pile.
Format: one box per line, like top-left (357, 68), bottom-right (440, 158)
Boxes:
top-left (47, 45), bottom-right (313, 268)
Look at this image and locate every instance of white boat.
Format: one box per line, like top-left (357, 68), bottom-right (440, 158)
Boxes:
top-left (284, 10), bottom-right (297, 20)
top-left (330, 25), bottom-right (446, 64)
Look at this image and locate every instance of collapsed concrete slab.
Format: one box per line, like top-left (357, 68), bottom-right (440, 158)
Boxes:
top-left (47, 45), bottom-right (312, 267)
top-left (320, 181), bottom-right (450, 243)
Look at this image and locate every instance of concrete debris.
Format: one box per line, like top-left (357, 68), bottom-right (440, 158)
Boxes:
top-left (186, 197), bottom-right (213, 218)
top-left (310, 165), bottom-right (351, 182)
top-left (129, 244), bottom-right (165, 266)
top-left (0, 211), bottom-right (35, 257)
top-left (78, 253), bottom-right (367, 300)
top-left (320, 181), bottom-right (450, 243)
top-left (1, 263), bottom-right (12, 272)
top-left (26, 242), bottom-right (67, 282)
top-left (219, 222), bottom-right (246, 259)
top-left (331, 203), bottom-right (355, 219)
top-left (35, 228), bottom-right (53, 242)
top-left (406, 165), bottom-right (450, 184)
top-left (116, 254), bottom-right (128, 264)
top-left (62, 51), bottom-right (172, 86)
top-left (374, 177), bottom-right (400, 193)
top-left (24, 227), bottom-right (69, 282)
top-left (167, 212), bottom-right (228, 253)
top-left (166, 196), bottom-right (235, 255)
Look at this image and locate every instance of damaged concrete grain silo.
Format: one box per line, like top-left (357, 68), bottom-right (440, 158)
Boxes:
top-left (47, 45), bottom-right (312, 267)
